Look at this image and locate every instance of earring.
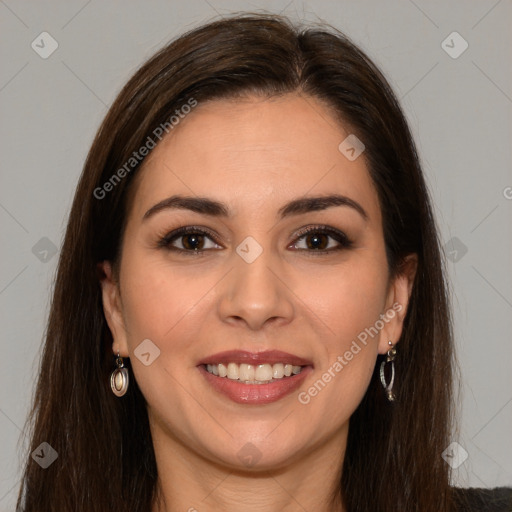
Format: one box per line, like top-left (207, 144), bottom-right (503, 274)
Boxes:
top-left (110, 352), bottom-right (129, 397)
top-left (379, 340), bottom-right (397, 401)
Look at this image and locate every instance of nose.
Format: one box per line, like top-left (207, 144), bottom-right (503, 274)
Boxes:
top-left (216, 246), bottom-right (295, 331)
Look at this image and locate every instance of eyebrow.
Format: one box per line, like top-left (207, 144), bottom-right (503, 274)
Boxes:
top-left (142, 194), bottom-right (368, 222)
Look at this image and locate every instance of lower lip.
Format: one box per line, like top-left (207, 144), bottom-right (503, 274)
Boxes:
top-left (198, 365), bottom-right (313, 405)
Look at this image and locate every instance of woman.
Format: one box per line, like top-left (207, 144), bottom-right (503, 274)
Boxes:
top-left (16, 13), bottom-right (511, 512)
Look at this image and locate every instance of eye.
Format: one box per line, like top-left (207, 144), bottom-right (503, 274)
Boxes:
top-left (157, 226), bottom-right (222, 255)
top-left (157, 224), bottom-right (353, 256)
top-left (289, 225), bottom-right (353, 253)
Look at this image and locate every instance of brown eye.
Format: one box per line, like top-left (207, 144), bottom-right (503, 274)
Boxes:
top-left (181, 233), bottom-right (206, 250)
top-left (304, 232), bottom-right (329, 250)
top-left (157, 226), bottom-right (222, 254)
top-left (290, 226), bottom-right (353, 253)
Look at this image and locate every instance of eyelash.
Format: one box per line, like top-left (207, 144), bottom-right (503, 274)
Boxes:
top-left (156, 225), bottom-right (353, 256)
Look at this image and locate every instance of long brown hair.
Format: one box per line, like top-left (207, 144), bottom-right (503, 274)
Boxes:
top-left (16, 13), bottom-right (457, 511)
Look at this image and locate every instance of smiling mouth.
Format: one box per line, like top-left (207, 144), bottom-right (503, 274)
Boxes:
top-left (203, 362), bottom-right (304, 384)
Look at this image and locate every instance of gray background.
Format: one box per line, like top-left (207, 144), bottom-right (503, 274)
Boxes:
top-left (1, 0), bottom-right (511, 508)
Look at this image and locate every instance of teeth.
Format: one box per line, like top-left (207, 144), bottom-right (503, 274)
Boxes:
top-left (239, 363), bottom-right (255, 381)
top-left (207, 364), bottom-right (220, 376)
top-left (255, 364), bottom-right (273, 381)
top-left (204, 362), bottom-right (304, 382)
top-left (227, 363), bottom-right (239, 380)
top-left (273, 363), bottom-right (284, 378)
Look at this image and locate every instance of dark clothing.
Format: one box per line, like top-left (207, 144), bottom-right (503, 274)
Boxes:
top-left (453, 486), bottom-right (512, 511)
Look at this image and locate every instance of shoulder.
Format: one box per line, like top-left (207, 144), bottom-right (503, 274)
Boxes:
top-left (451, 486), bottom-right (512, 511)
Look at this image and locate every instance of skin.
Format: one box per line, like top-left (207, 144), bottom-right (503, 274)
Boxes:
top-left (100, 93), bottom-right (417, 512)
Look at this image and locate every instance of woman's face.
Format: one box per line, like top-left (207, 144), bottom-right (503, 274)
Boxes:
top-left (101, 93), bottom-right (414, 470)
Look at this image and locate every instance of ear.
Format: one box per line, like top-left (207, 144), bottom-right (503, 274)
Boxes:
top-left (98, 261), bottom-right (129, 357)
top-left (377, 254), bottom-right (418, 355)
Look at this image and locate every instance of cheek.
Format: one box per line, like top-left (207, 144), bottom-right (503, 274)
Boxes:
top-left (294, 255), bottom-right (388, 405)
top-left (119, 251), bottom-right (222, 357)
top-left (298, 258), bottom-right (389, 347)
top-left (123, 270), bottom-right (179, 338)
top-left (119, 252), bottom-right (189, 341)
top-left (120, 243), bottom-right (389, 356)
top-left (295, 265), bottom-right (386, 425)
top-left (117, 255), bottom-right (211, 407)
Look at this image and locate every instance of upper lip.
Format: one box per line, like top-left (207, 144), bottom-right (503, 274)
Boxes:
top-left (197, 350), bottom-right (313, 367)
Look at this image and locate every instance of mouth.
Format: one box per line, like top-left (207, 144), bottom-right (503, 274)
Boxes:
top-left (197, 350), bottom-right (313, 404)
top-left (202, 362), bottom-right (304, 384)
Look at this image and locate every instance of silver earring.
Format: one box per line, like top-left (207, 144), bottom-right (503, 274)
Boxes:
top-left (379, 341), bottom-right (397, 401)
top-left (110, 352), bottom-right (129, 397)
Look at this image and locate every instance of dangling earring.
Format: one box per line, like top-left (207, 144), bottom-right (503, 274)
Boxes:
top-left (110, 352), bottom-right (129, 397)
top-left (379, 340), bottom-right (397, 401)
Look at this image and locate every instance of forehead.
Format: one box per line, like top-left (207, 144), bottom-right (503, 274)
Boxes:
top-left (126, 93), bottom-right (380, 223)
